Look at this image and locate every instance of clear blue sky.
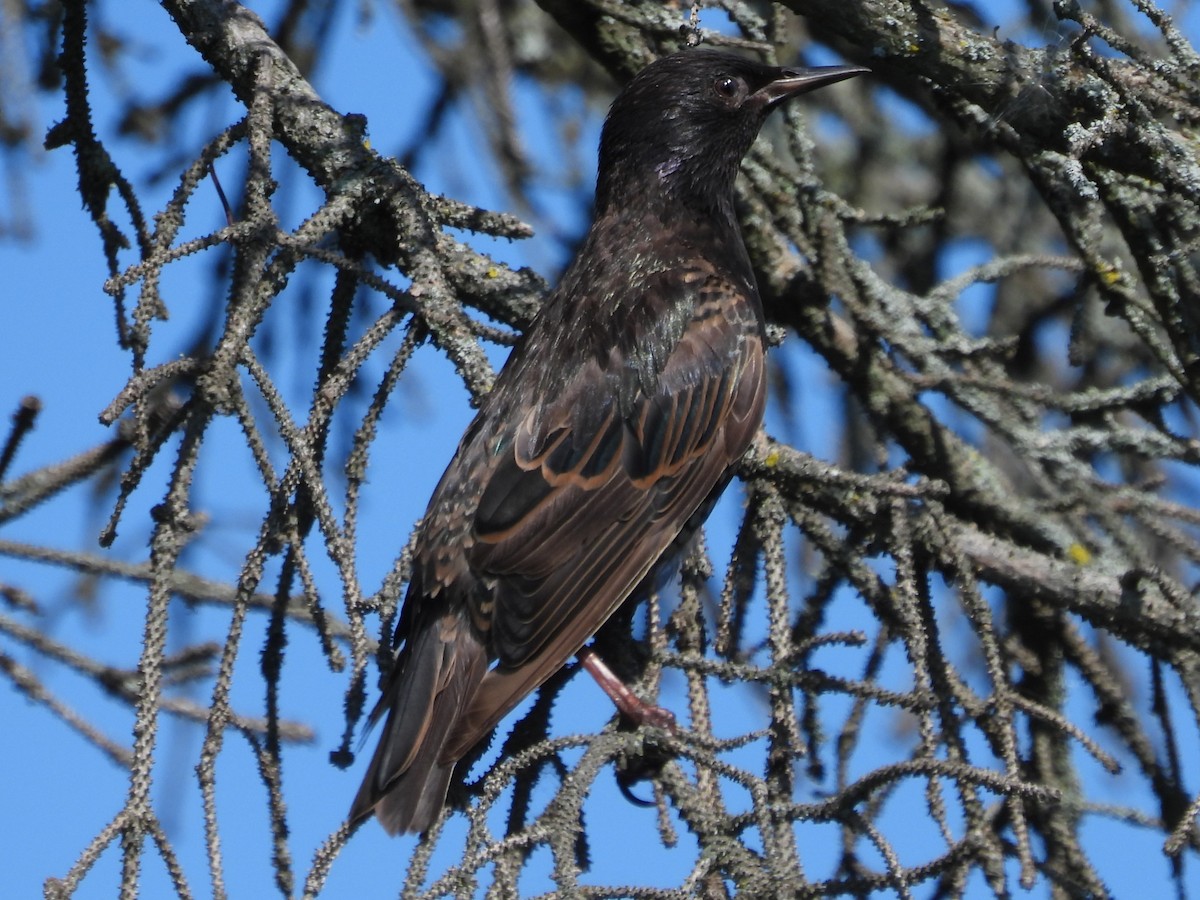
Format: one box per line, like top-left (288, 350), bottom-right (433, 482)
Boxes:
top-left (2, 2), bottom-right (1197, 898)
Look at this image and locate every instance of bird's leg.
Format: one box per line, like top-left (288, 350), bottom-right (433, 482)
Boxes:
top-left (578, 648), bottom-right (676, 731)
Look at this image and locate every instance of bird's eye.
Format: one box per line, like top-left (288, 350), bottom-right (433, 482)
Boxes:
top-left (713, 75), bottom-right (741, 101)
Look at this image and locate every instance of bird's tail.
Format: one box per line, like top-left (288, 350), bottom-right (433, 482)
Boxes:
top-left (349, 617), bottom-right (487, 835)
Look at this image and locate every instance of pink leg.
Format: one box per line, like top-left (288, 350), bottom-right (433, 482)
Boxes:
top-left (578, 648), bottom-right (676, 731)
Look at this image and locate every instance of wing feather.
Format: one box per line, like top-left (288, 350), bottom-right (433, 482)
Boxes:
top-left (439, 270), bottom-right (765, 761)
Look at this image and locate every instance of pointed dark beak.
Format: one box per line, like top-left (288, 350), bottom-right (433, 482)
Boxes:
top-left (755, 64), bottom-right (869, 106)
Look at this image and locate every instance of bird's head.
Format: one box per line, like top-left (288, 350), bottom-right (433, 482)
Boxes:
top-left (596, 50), bottom-right (866, 215)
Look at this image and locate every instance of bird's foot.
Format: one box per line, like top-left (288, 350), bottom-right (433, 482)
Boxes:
top-left (578, 647), bottom-right (677, 731)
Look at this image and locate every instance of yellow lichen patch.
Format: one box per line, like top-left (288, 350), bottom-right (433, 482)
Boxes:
top-left (1096, 262), bottom-right (1122, 286)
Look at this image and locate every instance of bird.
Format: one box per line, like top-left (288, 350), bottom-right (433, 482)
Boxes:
top-left (350, 49), bottom-right (867, 835)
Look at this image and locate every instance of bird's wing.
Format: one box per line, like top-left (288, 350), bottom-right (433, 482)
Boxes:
top-left (442, 269), bottom-right (765, 760)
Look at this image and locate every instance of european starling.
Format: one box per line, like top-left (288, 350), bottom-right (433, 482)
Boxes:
top-left (350, 49), bottom-right (866, 835)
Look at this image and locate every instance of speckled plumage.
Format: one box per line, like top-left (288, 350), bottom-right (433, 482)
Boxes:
top-left (350, 50), bottom-right (866, 835)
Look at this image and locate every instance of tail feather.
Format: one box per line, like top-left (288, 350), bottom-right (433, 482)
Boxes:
top-left (349, 617), bottom-right (487, 835)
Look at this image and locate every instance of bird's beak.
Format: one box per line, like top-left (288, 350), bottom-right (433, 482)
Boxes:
top-left (754, 64), bottom-right (869, 106)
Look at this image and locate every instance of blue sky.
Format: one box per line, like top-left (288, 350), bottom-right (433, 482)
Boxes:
top-left (2, 2), bottom-right (1198, 898)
